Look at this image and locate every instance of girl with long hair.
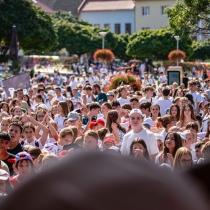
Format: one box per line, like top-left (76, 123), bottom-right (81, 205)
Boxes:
top-left (54, 101), bottom-right (69, 131)
top-left (100, 102), bottom-right (112, 122)
top-left (169, 104), bottom-right (180, 123)
top-left (66, 99), bottom-right (74, 112)
top-left (144, 104), bottom-right (161, 127)
top-left (106, 110), bottom-right (126, 145)
top-left (50, 105), bottom-right (58, 120)
top-left (155, 131), bottom-right (182, 166)
top-left (173, 147), bottom-right (193, 172)
top-left (23, 94), bottom-right (31, 108)
top-left (129, 138), bottom-right (150, 161)
top-left (177, 104), bottom-right (199, 131)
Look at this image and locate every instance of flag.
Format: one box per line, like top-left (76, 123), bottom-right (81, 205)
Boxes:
top-left (2, 73), bottom-right (30, 96)
top-left (9, 26), bottom-right (19, 60)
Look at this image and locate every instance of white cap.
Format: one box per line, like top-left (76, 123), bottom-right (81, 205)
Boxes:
top-left (0, 169), bottom-right (9, 181)
top-left (129, 109), bottom-right (145, 118)
top-left (47, 90), bottom-right (56, 98)
top-left (177, 132), bottom-right (186, 141)
top-left (38, 103), bottom-right (47, 110)
top-left (154, 133), bottom-right (164, 142)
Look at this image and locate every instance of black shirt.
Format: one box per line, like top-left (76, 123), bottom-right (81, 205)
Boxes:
top-left (7, 143), bottom-right (24, 156)
top-left (2, 154), bottom-right (15, 176)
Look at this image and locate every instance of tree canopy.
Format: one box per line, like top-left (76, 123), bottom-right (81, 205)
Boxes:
top-left (113, 34), bottom-right (132, 61)
top-left (126, 28), bottom-right (193, 60)
top-left (53, 19), bottom-right (118, 56)
top-left (191, 41), bottom-right (210, 60)
top-left (52, 11), bottom-right (91, 26)
top-left (0, 0), bottom-right (57, 61)
top-left (165, 0), bottom-right (210, 37)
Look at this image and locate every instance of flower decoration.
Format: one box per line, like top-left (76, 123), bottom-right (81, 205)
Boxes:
top-left (109, 114), bottom-right (114, 118)
top-left (168, 50), bottom-right (186, 61)
top-left (104, 73), bottom-right (142, 92)
top-left (93, 49), bottom-right (114, 63)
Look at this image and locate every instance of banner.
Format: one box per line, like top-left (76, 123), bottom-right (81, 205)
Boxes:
top-left (2, 73), bottom-right (30, 97)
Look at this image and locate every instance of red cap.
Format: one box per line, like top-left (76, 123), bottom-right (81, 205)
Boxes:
top-left (58, 150), bottom-right (68, 159)
top-left (103, 138), bottom-right (115, 145)
top-left (96, 119), bottom-right (105, 126)
top-left (90, 121), bottom-right (98, 130)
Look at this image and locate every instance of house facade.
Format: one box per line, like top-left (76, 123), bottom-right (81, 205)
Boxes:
top-left (78, 0), bottom-right (135, 34)
top-left (135, 0), bottom-right (176, 31)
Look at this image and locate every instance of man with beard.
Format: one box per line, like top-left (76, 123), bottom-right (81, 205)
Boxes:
top-left (92, 84), bottom-right (107, 104)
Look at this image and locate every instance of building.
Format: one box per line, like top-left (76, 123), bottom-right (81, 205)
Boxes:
top-left (78, 0), bottom-right (135, 34)
top-left (32, 0), bottom-right (54, 14)
top-left (135, 0), bottom-right (175, 31)
top-left (38, 0), bottom-right (84, 16)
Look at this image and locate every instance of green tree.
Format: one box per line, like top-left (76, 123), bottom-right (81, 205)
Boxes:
top-left (53, 11), bottom-right (91, 26)
top-left (126, 28), bottom-right (193, 60)
top-left (53, 20), bottom-right (118, 56)
top-left (113, 34), bottom-right (132, 61)
top-left (165, 0), bottom-right (210, 37)
top-left (191, 40), bottom-right (210, 60)
top-left (0, 0), bottom-right (57, 61)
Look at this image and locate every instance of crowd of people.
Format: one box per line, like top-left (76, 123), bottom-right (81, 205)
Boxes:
top-left (0, 64), bottom-right (210, 198)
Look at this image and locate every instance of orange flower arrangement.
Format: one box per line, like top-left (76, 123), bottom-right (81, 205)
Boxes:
top-left (168, 50), bottom-right (186, 61)
top-left (93, 49), bottom-right (114, 63)
top-left (104, 73), bottom-right (142, 92)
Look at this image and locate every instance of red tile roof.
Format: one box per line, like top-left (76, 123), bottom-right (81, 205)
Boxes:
top-left (78, 0), bottom-right (134, 13)
top-left (33, 0), bottom-right (55, 14)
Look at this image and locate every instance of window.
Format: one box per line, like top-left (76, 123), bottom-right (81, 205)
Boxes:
top-left (161, 6), bottom-right (168, 15)
top-left (125, 23), bottom-right (131, 35)
top-left (142, 27), bottom-right (150, 30)
top-left (94, 24), bottom-right (100, 27)
top-left (115, 24), bottom-right (121, 34)
top-left (104, 24), bottom-right (110, 29)
top-left (142, 6), bottom-right (150, 16)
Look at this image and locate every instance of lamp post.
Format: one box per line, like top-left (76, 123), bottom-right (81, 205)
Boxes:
top-left (99, 31), bottom-right (108, 49)
top-left (174, 35), bottom-right (180, 66)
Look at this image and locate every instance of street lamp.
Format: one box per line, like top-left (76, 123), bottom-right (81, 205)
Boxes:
top-left (174, 35), bottom-right (180, 66)
top-left (99, 31), bottom-right (108, 49)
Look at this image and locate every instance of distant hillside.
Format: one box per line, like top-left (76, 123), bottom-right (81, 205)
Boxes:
top-left (39, 0), bottom-right (84, 16)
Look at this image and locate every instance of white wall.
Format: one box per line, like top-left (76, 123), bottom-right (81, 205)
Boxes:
top-left (80, 10), bottom-right (134, 34)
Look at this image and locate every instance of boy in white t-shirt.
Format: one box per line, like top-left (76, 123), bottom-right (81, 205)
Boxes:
top-left (159, 72), bottom-right (167, 84)
top-left (121, 109), bottom-right (159, 161)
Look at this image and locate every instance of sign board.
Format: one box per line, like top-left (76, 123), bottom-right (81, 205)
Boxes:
top-left (167, 66), bottom-right (183, 86)
top-left (2, 72), bottom-right (30, 96)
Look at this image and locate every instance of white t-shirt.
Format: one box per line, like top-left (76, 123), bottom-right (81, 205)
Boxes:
top-left (70, 81), bottom-right (77, 89)
top-left (155, 153), bottom-right (172, 166)
top-left (100, 68), bottom-right (108, 75)
top-left (144, 117), bottom-right (155, 127)
top-left (55, 95), bottom-right (66, 102)
top-left (19, 138), bottom-right (44, 149)
top-left (70, 97), bottom-right (83, 109)
top-left (88, 67), bottom-right (94, 74)
top-left (86, 95), bottom-right (92, 104)
top-left (139, 97), bottom-right (157, 104)
top-left (140, 64), bottom-right (145, 75)
top-left (156, 98), bottom-right (172, 116)
top-left (159, 75), bottom-right (167, 83)
top-left (121, 128), bottom-right (159, 156)
top-left (117, 97), bottom-right (130, 106)
top-left (88, 77), bottom-right (95, 86)
top-left (189, 91), bottom-right (202, 107)
top-left (54, 115), bottom-right (66, 131)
